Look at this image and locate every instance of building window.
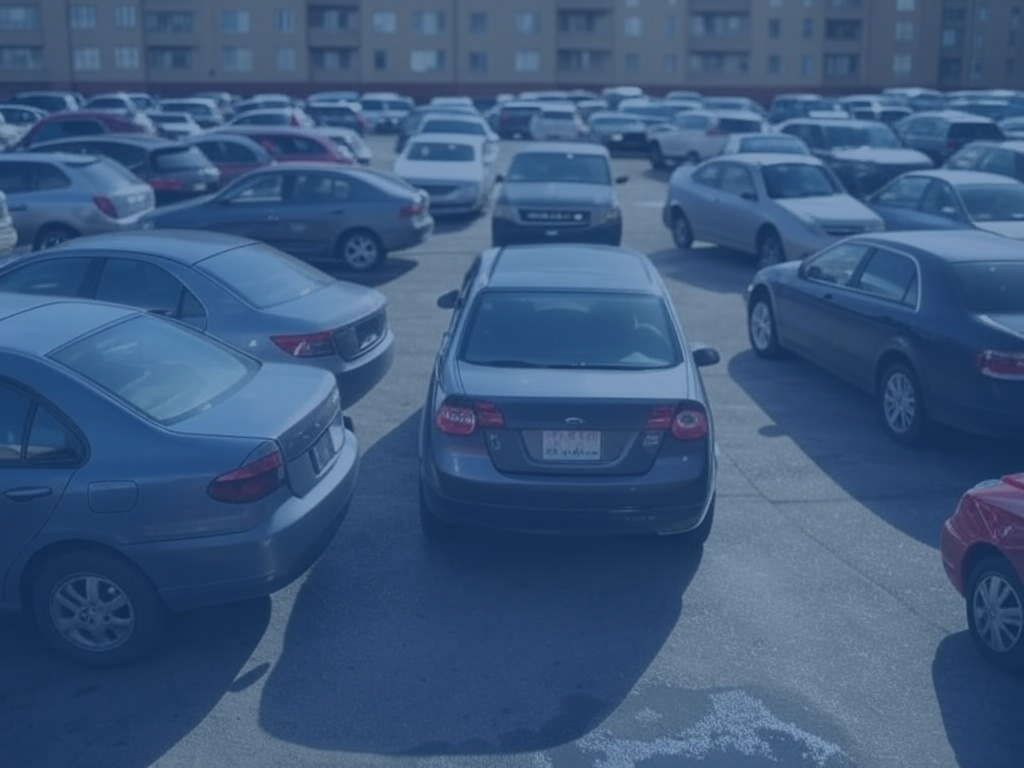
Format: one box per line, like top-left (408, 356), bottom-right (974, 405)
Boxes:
top-left (113, 5), bottom-right (136, 28)
top-left (894, 21), bottom-right (913, 41)
top-left (896, 0), bottom-right (915, 10)
top-left (801, 54), bottom-right (814, 75)
top-left (147, 46), bottom-right (192, 70)
top-left (469, 12), bottom-right (487, 34)
top-left (691, 13), bottom-right (749, 37)
top-left (688, 52), bottom-right (749, 74)
top-left (825, 20), bottom-right (862, 40)
top-left (372, 11), bottom-right (396, 34)
top-left (221, 47), bottom-right (253, 72)
top-left (971, 59), bottom-right (984, 83)
top-left (413, 11), bottom-right (444, 35)
top-left (0, 6), bottom-right (38, 30)
top-left (666, 14), bottom-right (676, 37)
top-left (69, 5), bottom-right (97, 29)
top-left (113, 46), bottom-right (139, 69)
top-left (769, 18), bottom-right (781, 38)
top-left (624, 52), bottom-right (639, 72)
top-left (275, 9), bottom-right (295, 33)
top-left (311, 47), bottom-right (354, 71)
top-left (768, 54), bottom-right (782, 74)
top-left (72, 47), bottom-right (101, 71)
top-left (515, 11), bottom-right (539, 34)
top-left (624, 16), bottom-right (642, 36)
top-left (276, 47), bottom-right (296, 71)
top-left (373, 49), bottom-right (387, 70)
top-left (410, 49), bottom-right (445, 72)
top-left (824, 53), bottom-right (858, 77)
top-left (0, 46), bottom-right (42, 69)
top-left (468, 51), bottom-right (488, 72)
top-left (557, 49), bottom-right (610, 73)
top-left (802, 18), bottom-right (813, 39)
top-left (514, 49), bottom-right (540, 72)
top-left (222, 11), bottom-right (250, 35)
top-left (309, 7), bottom-right (354, 32)
top-left (942, 28), bottom-right (958, 47)
top-left (892, 53), bottom-right (912, 76)
top-left (977, 4), bottom-right (989, 23)
top-left (939, 57), bottom-right (961, 85)
top-left (145, 12), bottom-right (194, 34)
top-left (663, 53), bottom-right (677, 74)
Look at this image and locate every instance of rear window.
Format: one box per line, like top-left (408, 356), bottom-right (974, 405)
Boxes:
top-left (959, 185), bottom-right (1024, 222)
top-left (407, 142), bottom-right (475, 162)
top-left (719, 118), bottom-right (763, 134)
top-left (460, 291), bottom-right (680, 370)
top-left (763, 163), bottom-right (840, 199)
top-left (676, 115), bottom-right (713, 130)
top-left (422, 120), bottom-right (484, 135)
top-left (75, 156), bottom-right (140, 185)
top-left (198, 243), bottom-right (333, 309)
top-left (953, 261), bottom-right (1024, 313)
top-left (163, 102), bottom-right (212, 117)
top-left (153, 146), bottom-right (211, 171)
top-left (51, 315), bottom-right (256, 425)
top-left (950, 122), bottom-right (1004, 141)
top-left (738, 136), bottom-right (808, 154)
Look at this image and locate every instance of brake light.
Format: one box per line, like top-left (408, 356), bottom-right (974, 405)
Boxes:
top-left (474, 401), bottom-right (505, 428)
top-left (149, 178), bottom-right (184, 191)
top-left (706, 127), bottom-right (724, 137)
top-left (645, 405), bottom-right (676, 430)
top-left (271, 331), bottom-right (336, 357)
top-left (977, 350), bottom-right (1024, 380)
top-left (92, 196), bottom-right (117, 217)
top-left (645, 404), bottom-right (708, 440)
top-left (435, 399), bottom-right (504, 435)
top-left (399, 201), bottom-right (423, 218)
top-left (208, 449), bottom-right (284, 503)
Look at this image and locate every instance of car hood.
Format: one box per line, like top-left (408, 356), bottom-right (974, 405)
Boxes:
top-left (394, 159), bottom-right (483, 183)
top-left (454, 361), bottom-right (693, 401)
top-left (829, 147), bottom-right (933, 166)
top-left (498, 181), bottom-right (615, 207)
top-left (973, 221), bottom-right (1024, 240)
top-left (776, 195), bottom-right (880, 224)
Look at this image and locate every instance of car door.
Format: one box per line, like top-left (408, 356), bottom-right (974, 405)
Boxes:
top-left (916, 179), bottom-right (971, 230)
top-left (868, 175), bottom-right (934, 230)
top-left (0, 161), bottom-right (36, 241)
top-left (0, 256), bottom-right (97, 297)
top-left (208, 171), bottom-right (287, 246)
top-left (712, 163), bottom-right (761, 250)
top-left (0, 383), bottom-right (84, 582)
top-left (275, 170), bottom-right (352, 258)
top-left (678, 162), bottom-right (724, 243)
top-left (91, 256), bottom-right (208, 331)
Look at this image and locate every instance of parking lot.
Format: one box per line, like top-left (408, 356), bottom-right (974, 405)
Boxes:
top-left (2, 134), bottom-right (1023, 768)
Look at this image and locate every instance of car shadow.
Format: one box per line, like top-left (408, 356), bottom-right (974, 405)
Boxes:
top-left (648, 245), bottom-right (757, 296)
top-left (432, 213), bottom-right (486, 236)
top-left (0, 596), bottom-right (270, 767)
top-left (259, 410), bottom-right (704, 756)
top-left (932, 632), bottom-right (1024, 768)
top-left (319, 255), bottom-right (418, 288)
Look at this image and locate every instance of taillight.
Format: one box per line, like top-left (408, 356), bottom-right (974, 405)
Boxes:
top-left (646, 404), bottom-right (709, 440)
top-left (399, 201), bottom-right (423, 218)
top-left (435, 398), bottom-right (504, 435)
top-left (977, 350), bottom-right (1024, 380)
top-left (645, 405), bottom-right (675, 430)
top-left (208, 449), bottom-right (284, 503)
top-left (93, 196), bottom-right (117, 217)
top-left (271, 331), bottom-right (336, 357)
top-left (149, 178), bottom-right (184, 191)
top-left (706, 127), bottom-right (724, 137)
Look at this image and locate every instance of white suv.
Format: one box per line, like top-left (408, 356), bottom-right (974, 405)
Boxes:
top-left (529, 104), bottom-right (588, 141)
top-left (648, 110), bottom-right (767, 169)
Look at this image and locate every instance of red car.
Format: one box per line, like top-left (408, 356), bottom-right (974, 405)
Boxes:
top-left (942, 474), bottom-right (1024, 671)
top-left (15, 110), bottom-right (150, 148)
top-left (184, 133), bottom-right (276, 184)
top-left (215, 126), bottom-right (355, 165)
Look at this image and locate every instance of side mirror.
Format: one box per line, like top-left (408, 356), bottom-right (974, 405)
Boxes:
top-left (615, 175), bottom-right (629, 185)
top-left (436, 290), bottom-right (459, 310)
top-left (801, 264), bottom-right (823, 280)
top-left (692, 345), bottom-right (720, 368)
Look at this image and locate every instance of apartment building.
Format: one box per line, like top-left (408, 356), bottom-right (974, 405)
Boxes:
top-left (0, 0), bottom-right (1021, 98)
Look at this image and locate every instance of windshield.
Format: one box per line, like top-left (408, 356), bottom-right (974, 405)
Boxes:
top-left (153, 146), bottom-right (209, 171)
top-left (506, 151), bottom-right (611, 184)
top-left (823, 124), bottom-right (901, 148)
top-left (460, 291), bottom-right (680, 369)
top-left (406, 142), bottom-right (475, 162)
top-left (422, 120), bottom-right (485, 135)
top-left (953, 261), bottom-right (1024, 313)
top-left (51, 315), bottom-right (256, 425)
top-left (163, 101), bottom-right (212, 117)
top-left (739, 136), bottom-right (809, 154)
top-left (763, 163), bottom-right (840, 198)
top-left (960, 185), bottom-right (1024, 222)
top-left (199, 243), bottom-right (333, 308)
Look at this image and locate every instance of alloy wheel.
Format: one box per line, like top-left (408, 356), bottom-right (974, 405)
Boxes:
top-left (49, 573), bottom-right (135, 653)
top-left (882, 370), bottom-right (917, 435)
top-left (972, 572), bottom-right (1024, 654)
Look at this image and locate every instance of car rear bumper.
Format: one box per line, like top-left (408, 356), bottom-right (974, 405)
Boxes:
top-left (334, 334), bottom-right (395, 408)
top-left (492, 218), bottom-right (622, 247)
top-left (382, 217), bottom-right (433, 253)
top-left (127, 431), bottom-right (359, 612)
top-left (940, 517), bottom-right (968, 595)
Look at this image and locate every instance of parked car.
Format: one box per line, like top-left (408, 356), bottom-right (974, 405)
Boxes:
top-left (601, 86), bottom-right (645, 109)
top-left (216, 126), bottom-right (355, 165)
top-left (156, 98), bottom-right (224, 129)
top-left (648, 110), bottom-right (767, 169)
top-left (396, 105), bottom-right (477, 151)
top-left (11, 90), bottom-right (80, 114)
top-left (393, 134), bottom-right (495, 216)
top-left (307, 90), bottom-right (360, 106)
top-left (664, 154), bottom-right (883, 267)
top-left (0, 104), bottom-right (46, 132)
top-left (184, 133), bottom-right (275, 185)
top-left (142, 163), bottom-right (432, 271)
top-left (228, 108), bottom-right (316, 129)
top-left (0, 153), bottom-right (154, 250)
top-left (998, 117), bottom-right (1024, 140)
top-left (529, 103), bottom-right (589, 142)
top-left (190, 91), bottom-right (237, 116)
top-left (946, 140), bottom-right (1024, 183)
top-left (721, 133), bottom-right (810, 156)
top-left (306, 102), bottom-right (367, 134)
top-left (493, 101), bottom-right (544, 140)
top-left (407, 114), bottom-right (499, 164)
top-left (948, 97), bottom-right (1014, 121)
top-left (359, 93), bottom-right (412, 134)
top-left (233, 95), bottom-right (293, 114)
top-left (838, 95), bottom-right (913, 124)
top-left (147, 111), bottom-right (203, 140)
top-left (15, 110), bottom-right (152, 149)
top-left (492, 143), bottom-right (626, 247)
top-left (0, 230), bottom-right (394, 407)
top-left (883, 87), bottom-right (948, 112)
top-left (419, 244), bottom-right (719, 541)
top-left (0, 293), bottom-right (358, 665)
top-left (28, 136), bottom-right (221, 205)
top-left (0, 112), bottom-right (23, 148)
top-left (768, 94), bottom-right (848, 123)
top-left (777, 118), bottom-right (934, 197)
top-left (746, 229), bottom-right (1024, 442)
top-left (587, 112), bottom-right (655, 154)
top-left (0, 191), bottom-right (17, 252)
top-left (867, 170), bottom-right (1024, 240)
top-left (316, 127), bottom-right (373, 166)
top-left (893, 111), bottom-right (1004, 164)
top-left (703, 96), bottom-right (766, 116)
top-left (942, 474), bottom-right (1024, 671)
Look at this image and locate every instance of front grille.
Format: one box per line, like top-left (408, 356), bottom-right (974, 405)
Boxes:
top-left (519, 209), bottom-right (591, 226)
top-left (333, 308), bottom-right (387, 361)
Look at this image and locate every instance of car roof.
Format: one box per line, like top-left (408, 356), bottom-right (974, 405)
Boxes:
top-left (0, 151), bottom-right (111, 166)
top-left (779, 118), bottom-right (885, 129)
top-left (45, 230), bottom-right (256, 265)
top-left (902, 169), bottom-right (1021, 185)
top-left (407, 132), bottom-right (486, 145)
top-left (485, 246), bottom-right (661, 293)
top-left (33, 134), bottom-right (179, 149)
top-left (0, 293), bottom-right (137, 356)
top-left (907, 110), bottom-right (995, 123)
top-left (512, 141), bottom-right (610, 156)
top-left (852, 230), bottom-right (1024, 262)
top-left (711, 153), bottom-right (823, 167)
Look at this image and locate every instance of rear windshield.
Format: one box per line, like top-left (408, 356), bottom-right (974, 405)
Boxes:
top-left (506, 151), bottom-right (611, 184)
top-left (407, 142), bottom-right (475, 162)
top-left (675, 114), bottom-right (714, 130)
top-left (51, 315), bottom-right (256, 425)
top-left (422, 119), bottom-right (484, 135)
top-left (960, 185), bottom-right (1024, 222)
top-left (763, 163), bottom-right (840, 198)
top-left (76, 156), bottom-right (140, 185)
top-left (953, 262), bottom-right (1024, 313)
top-left (460, 291), bottom-right (680, 370)
top-left (822, 123), bottom-right (901, 148)
top-left (153, 146), bottom-right (210, 171)
top-left (950, 122), bottom-right (1004, 141)
top-left (198, 243), bottom-right (333, 309)
top-left (162, 101), bottom-right (212, 117)
top-left (739, 136), bottom-right (808, 154)
top-left (719, 118), bottom-right (763, 134)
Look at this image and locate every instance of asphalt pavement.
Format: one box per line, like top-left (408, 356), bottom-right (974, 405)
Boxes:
top-left (1, 134), bottom-right (1022, 768)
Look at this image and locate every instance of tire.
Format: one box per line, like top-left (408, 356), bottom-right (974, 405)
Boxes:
top-left (419, 483), bottom-right (459, 542)
top-left (670, 209), bottom-right (694, 250)
top-left (967, 556), bottom-right (1024, 672)
top-left (757, 229), bottom-right (785, 269)
top-left (34, 224), bottom-right (77, 252)
top-left (337, 229), bottom-right (385, 272)
top-left (877, 361), bottom-right (927, 445)
top-left (649, 142), bottom-right (668, 170)
top-left (31, 549), bottom-right (167, 667)
top-left (748, 294), bottom-right (782, 359)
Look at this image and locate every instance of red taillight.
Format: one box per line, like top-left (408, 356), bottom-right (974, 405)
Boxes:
top-left (399, 201), bottom-right (423, 218)
top-left (149, 178), bottom-right (184, 191)
top-left (645, 405), bottom-right (676, 430)
top-left (646, 404), bottom-right (709, 440)
top-left (435, 399), bottom-right (504, 435)
top-left (977, 350), bottom-right (1024, 380)
top-left (208, 450), bottom-right (284, 503)
top-left (93, 196), bottom-right (117, 217)
top-left (706, 127), bottom-right (724, 137)
top-left (474, 401), bottom-right (505, 428)
top-left (271, 331), bottom-right (336, 357)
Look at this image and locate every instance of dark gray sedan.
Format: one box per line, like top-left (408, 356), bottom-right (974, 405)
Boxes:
top-left (0, 294), bottom-right (358, 665)
top-left (0, 230), bottom-right (394, 408)
top-left (142, 163), bottom-right (433, 271)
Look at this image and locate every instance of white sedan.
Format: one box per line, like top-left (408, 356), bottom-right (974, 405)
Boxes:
top-left (393, 134), bottom-right (495, 216)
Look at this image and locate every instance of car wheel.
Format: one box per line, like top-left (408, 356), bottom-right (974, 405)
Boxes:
top-left (670, 209), bottom-right (694, 250)
top-left (967, 556), bottom-right (1024, 672)
top-left (34, 224), bottom-right (77, 252)
top-left (757, 229), bottom-right (785, 269)
top-left (419, 484), bottom-right (459, 542)
top-left (877, 361), bottom-right (927, 445)
top-left (649, 142), bottom-right (668, 170)
top-left (748, 294), bottom-right (782, 358)
top-left (337, 230), bottom-right (385, 272)
top-left (31, 549), bottom-right (167, 667)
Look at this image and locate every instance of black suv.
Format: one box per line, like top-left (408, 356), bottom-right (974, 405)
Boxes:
top-left (945, 140), bottom-right (1024, 183)
top-left (893, 110), bottom-right (1004, 164)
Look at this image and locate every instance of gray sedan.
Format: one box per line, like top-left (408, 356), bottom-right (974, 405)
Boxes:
top-left (0, 294), bottom-right (358, 665)
top-left (143, 163), bottom-right (433, 271)
top-left (0, 230), bottom-right (394, 408)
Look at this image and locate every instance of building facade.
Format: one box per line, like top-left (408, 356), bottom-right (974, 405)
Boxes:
top-left (0, 0), bottom-right (1021, 98)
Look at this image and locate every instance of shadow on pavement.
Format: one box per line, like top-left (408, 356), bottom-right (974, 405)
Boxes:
top-left (432, 213), bottom-right (486, 236)
top-left (648, 245), bottom-right (757, 296)
top-left (0, 597), bottom-right (270, 767)
top-left (933, 631), bottom-right (1024, 768)
top-left (320, 256), bottom-right (418, 289)
top-left (260, 410), bottom-right (704, 756)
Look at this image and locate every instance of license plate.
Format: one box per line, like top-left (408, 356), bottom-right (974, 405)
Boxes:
top-left (193, 182), bottom-right (207, 192)
top-left (542, 430), bottom-right (601, 461)
top-left (310, 429), bottom-right (335, 473)
top-left (611, 133), bottom-right (623, 141)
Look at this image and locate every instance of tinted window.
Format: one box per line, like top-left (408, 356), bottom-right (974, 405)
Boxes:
top-left (805, 243), bottom-right (870, 286)
top-left (194, 140), bottom-right (226, 162)
top-left (978, 149), bottom-right (1021, 179)
top-left (953, 262), bottom-right (1024, 313)
top-left (919, 181), bottom-right (962, 220)
top-left (0, 385), bottom-right (30, 462)
top-left (59, 120), bottom-right (106, 138)
top-left (949, 122), bottom-right (1004, 141)
top-left (77, 156), bottom-right (141, 186)
top-left (738, 136), bottom-right (808, 154)
top-left (506, 151), bottom-right (611, 184)
top-left (90, 142), bottom-right (146, 169)
top-left (719, 165), bottom-right (756, 198)
top-left (153, 146), bottom-right (209, 171)
top-left (225, 173), bottom-right (284, 203)
top-left (675, 114), bottom-right (713, 131)
top-left (947, 144), bottom-right (990, 169)
top-left (290, 173), bottom-right (350, 203)
top-left (422, 120), bottom-right (485, 135)
top-left (822, 123), bottom-right (900, 148)
top-left (26, 406), bottom-right (82, 464)
top-left (261, 135), bottom-right (324, 156)
top-left (52, 315), bottom-right (257, 425)
top-left (855, 249), bottom-right (919, 306)
top-left (198, 243), bottom-right (333, 309)
top-left (960, 185), bottom-right (1024, 222)
top-left (873, 175), bottom-right (930, 208)
top-left (718, 118), bottom-right (763, 134)
top-left (33, 164), bottom-right (70, 191)
top-left (460, 291), bottom-right (679, 370)
top-left (0, 257), bottom-right (91, 296)
top-left (762, 163), bottom-right (839, 198)
top-left (407, 142), bottom-right (475, 162)
top-left (0, 162), bottom-right (31, 194)
top-left (94, 259), bottom-right (184, 315)
top-left (692, 163), bottom-right (723, 188)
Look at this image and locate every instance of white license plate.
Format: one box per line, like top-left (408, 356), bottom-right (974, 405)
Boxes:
top-left (193, 182), bottom-right (207, 192)
top-left (542, 430), bottom-right (601, 461)
top-left (310, 429), bottom-right (335, 473)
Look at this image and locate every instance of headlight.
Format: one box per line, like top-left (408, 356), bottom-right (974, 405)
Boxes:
top-left (792, 211), bottom-right (825, 236)
top-left (595, 206), bottom-right (621, 224)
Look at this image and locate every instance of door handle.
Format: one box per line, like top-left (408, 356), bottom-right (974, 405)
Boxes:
top-left (5, 487), bottom-right (52, 502)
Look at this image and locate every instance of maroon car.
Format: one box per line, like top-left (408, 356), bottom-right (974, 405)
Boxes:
top-left (185, 133), bottom-right (276, 184)
top-left (215, 126), bottom-right (355, 165)
top-left (15, 110), bottom-right (151, 148)
top-left (942, 474), bottom-right (1024, 671)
